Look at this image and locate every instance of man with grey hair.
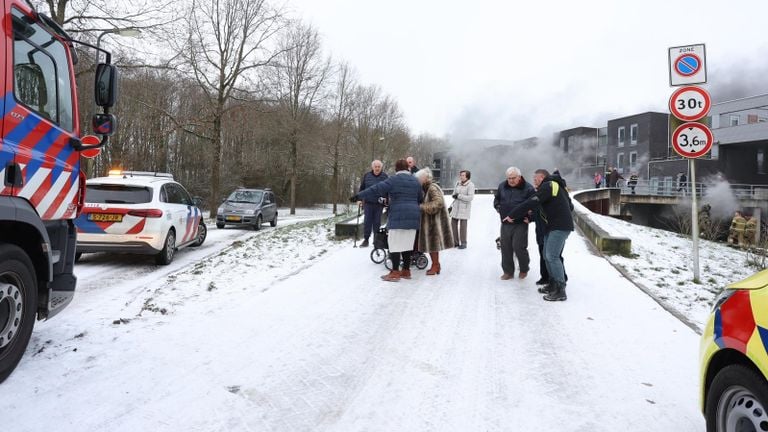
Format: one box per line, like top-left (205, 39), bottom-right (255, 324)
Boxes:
top-left (406, 157), bottom-right (419, 174)
top-left (357, 160), bottom-right (389, 247)
top-left (494, 167), bottom-right (536, 280)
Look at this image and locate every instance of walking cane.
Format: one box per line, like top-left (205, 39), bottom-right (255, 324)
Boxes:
top-left (353, 202), bottom-right (362, 248)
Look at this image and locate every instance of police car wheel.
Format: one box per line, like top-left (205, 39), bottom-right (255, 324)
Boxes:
top-left (155, 230), bottom-right (176, 265)
top-left (254, 215), bottom-right (263, 231)
top-left (191, 221), bottom-right (207, 247)
top-left (0, 243), bottom-right (38, 384)
top-left (706, 364), bottom-right (768, 432)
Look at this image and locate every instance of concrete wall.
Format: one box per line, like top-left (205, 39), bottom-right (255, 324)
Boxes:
top-left (571, 189), bottom-right (632, 255)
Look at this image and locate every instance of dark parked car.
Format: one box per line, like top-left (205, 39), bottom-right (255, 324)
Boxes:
top-left (216, 188), bottom-right (277, 230)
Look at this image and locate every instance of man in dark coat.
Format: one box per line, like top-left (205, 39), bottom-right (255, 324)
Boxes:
top-left (494, 166), bottom-right (536, 280)
top-left (608, 168), bottom-right (623, 187)
top-left (357, 160), bottom-right (389, 247)
top-left (533, 170), bottom-right (567, 286)
top-left (509, 169), bottom-right (574, 301)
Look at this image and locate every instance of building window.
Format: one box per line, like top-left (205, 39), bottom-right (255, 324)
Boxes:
top-left (617, 153), bottom-right (624, 170)
top-left (759, 149), bottom-right (766, 175)
top-left (630, 124), bottom-right (638, 145)
top-left (559, 137), bottom-right (565, 151)
top-left (618, 126), bottom-right (626, 147)
top-left (730, 115), bottom-right (740, 127)
top-left (629, 152), bottom-right (637, 170)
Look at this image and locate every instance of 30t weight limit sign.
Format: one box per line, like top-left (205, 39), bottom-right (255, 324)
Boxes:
top-left (669, 86), bottom-right (711, 121)
top-left (672, 122), bottom-right (713, 158)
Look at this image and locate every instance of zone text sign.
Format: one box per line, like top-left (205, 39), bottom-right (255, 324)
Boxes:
top-left (669, 44), bottom-right (707, 86)
top-left (671, 122), bottom-right (713, 159)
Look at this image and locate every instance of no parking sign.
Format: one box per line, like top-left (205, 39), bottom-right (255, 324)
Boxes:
top-left (669, 44), bottom-right (707, 86)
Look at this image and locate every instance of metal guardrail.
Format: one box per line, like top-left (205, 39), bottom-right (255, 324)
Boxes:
top-left (568, 180), bottom-right (768, 201)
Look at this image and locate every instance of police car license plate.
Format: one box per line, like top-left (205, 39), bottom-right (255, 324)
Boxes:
top-left (88, 213), bottom-right (123, 222)
top-left (226, 215), bottom-right (241, 222)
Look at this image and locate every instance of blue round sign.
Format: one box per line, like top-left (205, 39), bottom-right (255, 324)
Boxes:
top-left (675, 54), bottom-right (701, 77)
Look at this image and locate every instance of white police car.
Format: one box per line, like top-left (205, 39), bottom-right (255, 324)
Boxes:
top-left (75, 171), bottom-right (207, 265)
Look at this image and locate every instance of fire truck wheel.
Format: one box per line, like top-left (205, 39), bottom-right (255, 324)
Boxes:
top-left (0, 243), bottom-right (38, 384)
top-left (155, 229), bottom-right (176, 265)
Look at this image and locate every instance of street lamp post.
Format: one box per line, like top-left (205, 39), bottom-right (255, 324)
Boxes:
top-left (373, 136), bottom-right (384, 161)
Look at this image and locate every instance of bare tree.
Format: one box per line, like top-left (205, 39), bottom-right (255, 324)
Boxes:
top-left (182, 0), bottom-right (284, 217)
top-left (271, 22), bottom-right (331, 214)
top-left (327, 62), bottom-right (356, 214)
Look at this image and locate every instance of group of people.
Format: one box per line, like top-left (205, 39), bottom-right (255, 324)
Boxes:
top-left (494, 168), bottom-right (573, 301)
top-left (353, 158), bottom-right (574, 302)
top-left (351, 157), bottom-right (475, 282)
top-left (729, 210), bottom-right (758, 247)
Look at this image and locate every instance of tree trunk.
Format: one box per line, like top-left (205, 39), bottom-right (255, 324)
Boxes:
top-left (289, 129), bottom-right (298, 215)
top-left (209, 113), bottom-right (223, 219)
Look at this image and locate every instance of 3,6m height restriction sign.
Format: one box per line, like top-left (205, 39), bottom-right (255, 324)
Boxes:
top-left (671, 122), bottom-right (713, 158)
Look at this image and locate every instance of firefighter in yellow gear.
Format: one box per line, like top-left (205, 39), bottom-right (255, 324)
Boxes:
top-left (745, 215), bottom-right (758, 246)
top-left (729, 211), bottom-right (747, 246)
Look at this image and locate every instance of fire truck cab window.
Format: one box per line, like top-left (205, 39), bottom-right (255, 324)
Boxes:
top-left (11, 8), bottom-right (74, 131)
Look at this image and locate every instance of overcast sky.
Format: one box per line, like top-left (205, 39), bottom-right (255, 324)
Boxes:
top-left (287, 0), bottom-right (768, 140)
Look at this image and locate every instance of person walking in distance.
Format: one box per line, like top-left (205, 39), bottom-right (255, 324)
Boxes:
top-left (608, 167), bottom-right (623, 187)
top-left (450, 170), bottom-right (475, 249)
top-left (351, 159), bottom-right (423, 282)
top-left (415, 168), bottom-right (454, 275)
top-left (494, 167), bottom-right (536, 280)
top-left (677, 172), bottom-right (688, 196)
top-left (628, 172), bottom-right (639, 195)
top-left (357, 160), bottom-right (389, 247)
top-left (406, 157), bottom-right (419, 174)
top-left (594, 171), bottom-right (603, 189)
top-left (509, 169), bottom-right (574, 301)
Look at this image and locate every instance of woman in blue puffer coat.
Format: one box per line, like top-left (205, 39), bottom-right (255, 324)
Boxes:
top-left (352, 159), bottom-right (423, 282)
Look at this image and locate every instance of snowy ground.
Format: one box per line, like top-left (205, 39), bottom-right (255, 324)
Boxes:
top-left (0, 196), bottom-right (704, 431)
top-left (577, 200), bottom-right (757, 332)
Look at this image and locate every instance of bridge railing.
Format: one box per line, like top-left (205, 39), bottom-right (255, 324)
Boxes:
top-left (569, 180), bottom-right (768, 201)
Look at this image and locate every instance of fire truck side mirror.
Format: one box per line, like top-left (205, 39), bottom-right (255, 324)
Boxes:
top-left (92, 113), bottom-right (117, 136)
top-left (94, 63), bottom-right (119, 108)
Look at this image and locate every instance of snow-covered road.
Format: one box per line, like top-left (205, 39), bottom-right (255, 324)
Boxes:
top-left (0, 197), bottom-right (705, 431)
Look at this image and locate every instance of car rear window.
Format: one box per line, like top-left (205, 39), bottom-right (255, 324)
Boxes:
top-left (86, 184), bottom-right (152, 204)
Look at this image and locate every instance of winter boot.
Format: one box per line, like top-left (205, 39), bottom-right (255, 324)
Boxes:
top-left (543, 281), bottom-right (567, 301)
top-left (401, 269), bottom-right (412, 279)
top-left (381, 270), bottom-right (401, 282)
top-left (426, 252), bottom-right (441, 275)
top-left (360, 239), bottom-right (369, 247)
top-left (535, 278), bottom-right (549, 286)
top-left (537, 283), bottom-right (552, 294)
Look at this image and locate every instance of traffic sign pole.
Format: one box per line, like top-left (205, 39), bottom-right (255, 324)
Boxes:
top-left (690, 158), bottom-right (700, 282)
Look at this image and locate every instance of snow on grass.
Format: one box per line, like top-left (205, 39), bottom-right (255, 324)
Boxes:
top-left (576, 201), bottom-right (757, 332)
top-left (128, 214), bottom-right (352, 318)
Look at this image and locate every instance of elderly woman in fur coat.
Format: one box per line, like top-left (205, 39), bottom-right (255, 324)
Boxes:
top-left (415, 168), bottom-right (455, 275)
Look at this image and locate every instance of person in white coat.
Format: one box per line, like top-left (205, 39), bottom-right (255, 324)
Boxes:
top-left (449, 170), bottom-right (475, 249)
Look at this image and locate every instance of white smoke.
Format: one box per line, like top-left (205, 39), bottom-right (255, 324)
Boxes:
top-left (703, 177), bottom-right (739, 219)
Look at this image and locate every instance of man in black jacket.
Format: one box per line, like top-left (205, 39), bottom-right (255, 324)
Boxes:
top-left (509, 169), bottom-right (574, 301)
top-left (494, 167), bottom-right (536, 280)
top-left (357, 160), bottom-right (388, 247)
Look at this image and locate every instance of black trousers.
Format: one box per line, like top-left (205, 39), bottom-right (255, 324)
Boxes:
top-left (390, 251), bottom-right (412, 271)
top-left (500, 223), bottom-right (529, 275)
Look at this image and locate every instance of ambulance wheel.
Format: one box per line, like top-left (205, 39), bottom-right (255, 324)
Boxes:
top-left (705, 364), bottom-right (768, 432)
top-left (0, 243), bottom-right (38, 383)
top-left (155, 229), bottom-right (176, 265)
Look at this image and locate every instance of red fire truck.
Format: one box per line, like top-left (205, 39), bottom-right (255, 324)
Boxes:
top-left (0, 0), bottom-right (118, 382)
